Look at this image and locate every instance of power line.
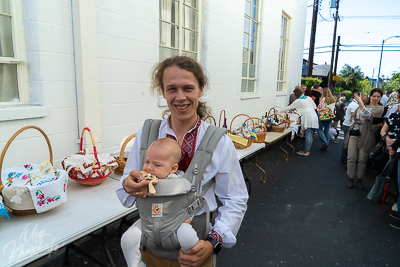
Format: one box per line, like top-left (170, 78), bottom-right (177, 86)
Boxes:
top-left (304, 50), bottom-right (400, 54)
top-left (304, 44), bottom-right (400, 50)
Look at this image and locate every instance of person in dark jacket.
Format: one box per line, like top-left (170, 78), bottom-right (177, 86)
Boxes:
top-left (334, 97), bottom-right (345, 131)
top-left (388, 131), bottom-right (400, 229)
top-left (311, 83), bottom-right (322, 106)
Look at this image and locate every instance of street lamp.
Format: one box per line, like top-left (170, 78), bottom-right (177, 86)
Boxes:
top-left (377, 35), bottom-right (400, 88)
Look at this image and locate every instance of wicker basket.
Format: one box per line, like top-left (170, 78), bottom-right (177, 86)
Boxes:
top-left (267, 113), bottom-right (288, 133)
top-left (267, 106), bottom-right (288, 121)
top-left (0, 126), bottom-right (54, 216)
top-left (114, 133), bottom-right (137, 175)
top-left (244, 117), bottom-right (268, 143)
top-left (204, 116), bottom-right (217, 126)
top-left (62, 127), bottom-right (117, 186)
top-left (229, 114), bottom-right (255, 149)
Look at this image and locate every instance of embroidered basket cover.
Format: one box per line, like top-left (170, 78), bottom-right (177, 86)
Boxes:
top-left (1, 163), bottom-right (68, 213)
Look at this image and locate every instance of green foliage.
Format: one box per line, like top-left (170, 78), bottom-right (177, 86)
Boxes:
top-left (339, 64), bottom-right (363, 80)
top-left (342, 90), bottom-right (353, 101)
top-left (338, 64), bottom-right (364, 92)
top-left (301, 77), bottom-right (322, 88)
top-left (382, 73), bottom-right (400, 92)
top-left (334, 86), bottom-right (343, 94)
top-left (357, 79), bottom-right (373, 95)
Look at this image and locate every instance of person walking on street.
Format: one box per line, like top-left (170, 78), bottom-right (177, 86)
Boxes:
top-left (317, 88), bottom-right (336, 150)
top-left (335, 97), bottom-right (345, 131)
top-left (344, 89), bottom-right (384, 190)
top-left (283, 88), bottom-right (319, 156)
top-left (311, 83), bottom-right (322, 107)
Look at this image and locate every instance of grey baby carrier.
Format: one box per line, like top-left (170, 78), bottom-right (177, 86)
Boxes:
top-left (136, 119), bottom-right (226, 260)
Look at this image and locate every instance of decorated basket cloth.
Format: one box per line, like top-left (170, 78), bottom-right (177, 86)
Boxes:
top-left (228, 114), bottom-right (255, 149)
top-left (244, 117), bottom-right (268, 143)
top-left (0, 126), bottom-right (68, 216)
top-left (267, 113), bottom-right (289, 133)
top-left (114, 133), bottom-right (137, 175)
top-left (61, 127), bottom-right (118, 186)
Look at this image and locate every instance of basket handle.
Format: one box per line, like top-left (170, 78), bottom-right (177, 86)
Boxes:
top-left (80, 127), bottom-right (101, 170)
top-left (244, 117), bottom-right (267, 133)
top-left (0, 126), bottom-right (53, 193)
top-left (229, 114), bottom-right (254, 131)
top-left (118, 133), bottom-right (137, 161)
top-left (219, 110), bottom-right (227, 128)
top-left (204, 116), bottom-right (217, 126)
top-left (267, 113), bottom-right (289, 128)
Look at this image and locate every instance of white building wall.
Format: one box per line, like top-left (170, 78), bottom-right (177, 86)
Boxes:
top-left (95, 0), bottom-right (161, 154)
top-left (0, 0), bottom-right (78, 169)
top-left (0, 0), bottom-right (308, 169)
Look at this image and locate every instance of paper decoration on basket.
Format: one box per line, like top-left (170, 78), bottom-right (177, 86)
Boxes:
top-left (250, 129), bottom-right (258, 141)
top-left (1, 163), bottom-right (68, 213)
top-left (0, 195), bottom-right (10, 220)
top-left (61, 127), bottom-right (118, 186)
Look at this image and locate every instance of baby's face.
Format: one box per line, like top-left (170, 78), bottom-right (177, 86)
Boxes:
top-left (143, 145), bottom-right (177, 179)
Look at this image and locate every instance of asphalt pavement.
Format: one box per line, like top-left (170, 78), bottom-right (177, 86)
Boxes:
top-left (30, 130), bottom-right (400, 267)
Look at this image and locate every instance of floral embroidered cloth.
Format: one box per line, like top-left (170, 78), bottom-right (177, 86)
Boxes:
top-left (1, 164), bottom-right (68, 213)
top-left (61, 150), bottom-right (118, 176)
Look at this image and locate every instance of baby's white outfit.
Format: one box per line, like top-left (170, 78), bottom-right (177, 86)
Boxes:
top-left (121, 172), bottom-right (199, 267)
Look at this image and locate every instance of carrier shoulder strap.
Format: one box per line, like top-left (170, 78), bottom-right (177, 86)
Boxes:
top-left (184, 125), bottom-right (226, 190)
top-left (139, 119), bottom-right (162, 170)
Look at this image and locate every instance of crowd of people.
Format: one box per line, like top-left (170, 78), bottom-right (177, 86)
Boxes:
top-left (288, 84), bottom-right (400, 230)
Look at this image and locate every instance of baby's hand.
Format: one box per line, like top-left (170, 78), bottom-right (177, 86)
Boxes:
top-left (184, 218), bottom-right (191, 224)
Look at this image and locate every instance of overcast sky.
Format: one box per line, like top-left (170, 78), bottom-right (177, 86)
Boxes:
top-left (304, 0), bottom-right (400, 80)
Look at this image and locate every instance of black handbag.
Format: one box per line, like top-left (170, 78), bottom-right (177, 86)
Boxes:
top-left (370, 134), bottom-right (387, 161)
top-left (367, 159), bottom-right (394, 204)
top-left (349, 129), bottom-right (361, 136)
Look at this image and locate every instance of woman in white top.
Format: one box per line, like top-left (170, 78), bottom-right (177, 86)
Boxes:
top-left (284, 88), bottom-right (319, 156)
top-left (116, 56), bottom-right (248, 267)
top-left (317, 88), bottom-right (336, 150)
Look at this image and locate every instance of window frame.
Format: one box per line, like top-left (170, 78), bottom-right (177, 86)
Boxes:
top-left (159, 0), bottom-right (202, 62)
top-left (0, 0), bottom-right (29, 105)
top-left (241, 0), bottom-right (262, 95)
top-left (277, 12), bottom-right (290, 92)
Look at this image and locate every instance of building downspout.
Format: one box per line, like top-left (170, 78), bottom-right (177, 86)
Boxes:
top-left (71, 0), bottom-right (102, 152)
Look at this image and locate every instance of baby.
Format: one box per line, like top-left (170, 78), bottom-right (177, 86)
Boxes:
top-left (329, 121), bottom-right (339, 143)
top-left (123, 138), bottom-right (198, 267)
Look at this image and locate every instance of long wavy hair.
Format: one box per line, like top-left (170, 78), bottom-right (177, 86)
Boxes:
top-left (150, 56), bottom-right (212, 120)
top-left (322, 88), bottom-right (336, 104)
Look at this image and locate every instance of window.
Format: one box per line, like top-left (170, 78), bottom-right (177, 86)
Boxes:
top-left (0, 0), bottom-right (28, 104)
top-left (159, 0), bottom-right (201, 61)
top-left (277, 13), bottom-right (289, 92)
top-left (241, 0), bottom-right (261, 93)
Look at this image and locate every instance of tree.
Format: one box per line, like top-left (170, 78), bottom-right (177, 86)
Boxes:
top-left (338, 64), bottom-right (364, 92)
top-left (339, 64), bottom-right (363, 80)
top-left (358, 79), bottom-right (373, 95)
top-left (382, 73), bottom-right (400, 92)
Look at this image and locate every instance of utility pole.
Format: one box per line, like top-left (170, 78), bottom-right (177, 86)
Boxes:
top-left (333, 36), bottom-right (340, 76)
top-left (328, 0), bottom-right (339, 89)
top-left (307, 0), bottom-right (319, 77)
top-left (332, 35), bottom-right (340, 89)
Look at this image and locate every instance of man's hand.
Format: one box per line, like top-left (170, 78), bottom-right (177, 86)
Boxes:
top-left (123, 169), bottom-right (149, 198)
top-left (178, 240), bottom-right (213, 267)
